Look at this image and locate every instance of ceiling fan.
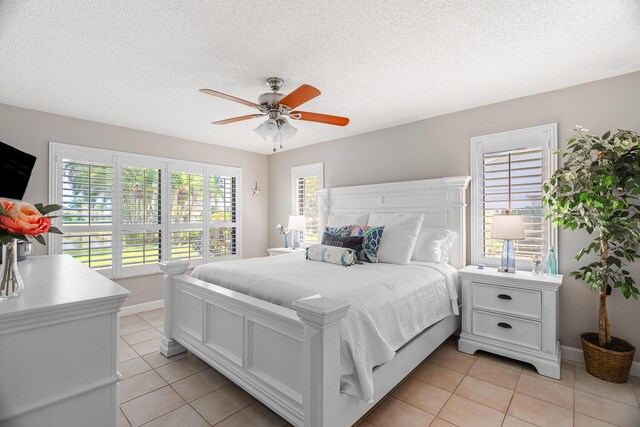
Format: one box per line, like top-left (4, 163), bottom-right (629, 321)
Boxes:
top-left (200, 78), bottom-right (349, 152)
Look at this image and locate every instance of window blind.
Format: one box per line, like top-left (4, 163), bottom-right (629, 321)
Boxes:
top-left (171, 171), bottom-right (203, 224)
top-left (296, 175), bottom-right (319, 244)
top-left (61, 231), bottom-right (113, 270)
top-left (61, 160), bottom-right (113, 225)
top-left (121, 166), bottom-right (161, 225)
top-left (170, 170), bottom-right (204, 262)
top-left (52, 143), bottom-right (242, 277)
top-left (60, 159), bottom-right (113, 270)
top-left (482, 148), bottom-right (544, 260)
top-left (120, 165), bottom-right (162, 269)
top-left (171, 230), bottom-right (204, 260)
top-left (209, 227), bottom-right (236, 257)
top-left (209, 175), bottom-right (237, 256)
top-left (121, 232), bottom-right (162, 267)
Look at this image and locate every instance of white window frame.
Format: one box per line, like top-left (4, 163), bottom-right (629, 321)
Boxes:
top-left (120, 157), bottom-right (164, 276)
top-left (291, 162), bottom-right (324, 246)
top-left (470, 124), bottom-right (558, 270)
top-left (49, 142), bottom-right (242, 278)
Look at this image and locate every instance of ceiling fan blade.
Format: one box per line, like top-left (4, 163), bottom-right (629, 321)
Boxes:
top-left (289, 111), bottom-right (350, 126)
top-left (200, 88), bottom-right (262, 109)
top-left (212, 114), bottom-right (264, 125)
top-left (278, 84), bottom-right (321, 109)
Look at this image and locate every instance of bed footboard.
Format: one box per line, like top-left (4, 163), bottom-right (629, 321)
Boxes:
top-left (159, 260), bottom-right (350, 427)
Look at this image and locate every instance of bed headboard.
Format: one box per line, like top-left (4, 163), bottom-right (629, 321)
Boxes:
top-left (317, 176), bottom-right (471, 270)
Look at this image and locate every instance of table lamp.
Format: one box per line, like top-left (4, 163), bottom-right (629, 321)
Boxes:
top-left (490, 152), bottom-right (526, 273)
top-left (288, 215), bottom-right (306, 250)
top-left (491, 212), bottom-right (525, 273)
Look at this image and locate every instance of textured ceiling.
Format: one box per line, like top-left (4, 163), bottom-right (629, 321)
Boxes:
top-left (1, 1), bottom-right (639, 155)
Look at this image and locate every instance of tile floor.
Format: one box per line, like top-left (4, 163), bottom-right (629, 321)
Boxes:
top-left (118, 308), bottom-right (640, 427)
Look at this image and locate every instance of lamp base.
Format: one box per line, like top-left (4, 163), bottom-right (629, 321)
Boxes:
top-left (497, 239), bottom-right (517, 273)
top-left (291, 231), bottom-right (300, 250)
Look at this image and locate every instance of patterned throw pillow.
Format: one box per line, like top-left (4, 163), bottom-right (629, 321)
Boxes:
top-left (324, 225), bottom-right (353, 237)
top-left (321, 232), bottom-right (364, 253)
top-left (351, 225), bottom-right (385, 263)
top-left (306, 244), bottom-right (358, 267)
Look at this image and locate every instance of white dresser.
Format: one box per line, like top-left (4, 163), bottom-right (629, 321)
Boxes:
top-left (457, 265), bottom-right (562, 378)
top-left (0, 255), bottom-right (129, 427)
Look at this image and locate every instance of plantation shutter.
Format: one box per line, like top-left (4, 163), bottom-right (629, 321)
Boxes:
top-left (120, 162), bottom-right (163, 273)
top-left (482, 148), bottom-right (544, 260)
top-left (60, 158), bottom-right (114, 272)
top-left (296, 175), bottom-right (319, 244)
top-left (170, 168), bottom-right (204, 262)
top-left (209, 175), bottom-right (237, 257)
top-left (51, 143), bottom-right (243, 276)
top-left (471, 125), bottom-right (557, 269)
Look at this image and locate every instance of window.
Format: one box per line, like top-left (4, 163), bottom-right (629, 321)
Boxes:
top-left (50, 143), bottom-right (242, 278)
top-left (470, 124), bottom-right (557, 270)
top-left (121, 162), bottom-right (162, 272)
top-left (291, 163), bottom-right (323, 245)
top-left (60, 154), bottom-right (114, 274)
top-left (170, 168), bottom-right (204, 262)
top-left (209, 175), bottom-right (237, 257)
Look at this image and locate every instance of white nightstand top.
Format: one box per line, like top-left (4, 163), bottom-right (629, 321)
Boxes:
top-left (459, 265), bottom-right (563, 288)
top-left (267, 247), bottom-right (306, 255)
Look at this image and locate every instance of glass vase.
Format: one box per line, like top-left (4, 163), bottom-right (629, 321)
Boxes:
top-left (0, 239), bottom-right (24, 299)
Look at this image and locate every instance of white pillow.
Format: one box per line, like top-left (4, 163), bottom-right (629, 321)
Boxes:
top-left (412, 228), bottom-right (458, 263)
top-left (367, 212), bottom-right (425, 264)
top-left (327, 213), bottom-right (370, 227)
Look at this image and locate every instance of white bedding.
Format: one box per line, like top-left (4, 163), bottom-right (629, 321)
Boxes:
top-left (191, 253), bottom-right (458, 402)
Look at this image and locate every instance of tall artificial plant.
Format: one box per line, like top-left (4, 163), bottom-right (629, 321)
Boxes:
top-left (543, 127), bottom-right (640, 348)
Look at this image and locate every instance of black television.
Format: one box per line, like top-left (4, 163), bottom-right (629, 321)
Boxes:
top-left (0, 141), bottom-right (36, 200)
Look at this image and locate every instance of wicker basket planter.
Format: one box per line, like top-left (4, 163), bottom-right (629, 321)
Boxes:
top-left (581, 333), bottom-right (635, 383)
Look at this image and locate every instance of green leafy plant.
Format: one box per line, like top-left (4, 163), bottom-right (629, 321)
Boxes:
top-left (543, 126), bottom-right (640, 348)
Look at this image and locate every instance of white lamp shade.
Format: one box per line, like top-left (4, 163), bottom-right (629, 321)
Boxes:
top-left (491, 214), bottom-right (525, 240)
top-left (254, 119), bottom-right (279, 139)
top-left (288, 215), bottom-right (306, 231)
top-left (279, 119), bottom-right (298, 140)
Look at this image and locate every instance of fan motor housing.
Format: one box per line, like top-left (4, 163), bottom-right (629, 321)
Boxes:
top-left (258, 92), bottom-right (284, 107)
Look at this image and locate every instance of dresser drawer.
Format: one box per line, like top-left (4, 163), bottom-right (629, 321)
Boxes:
top-left (472, 282), bottom-right (541, 319)
top-left (472, 310), bottom-right (542, 350)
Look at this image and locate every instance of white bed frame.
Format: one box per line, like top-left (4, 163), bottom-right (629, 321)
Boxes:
top-left (159, 176), bottom-right (470, 427)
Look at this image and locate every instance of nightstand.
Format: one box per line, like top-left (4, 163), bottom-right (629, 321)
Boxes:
top-left (457, 265), bottom-right (563, 378)
top-left (267, 247), bottom-right (306, 256)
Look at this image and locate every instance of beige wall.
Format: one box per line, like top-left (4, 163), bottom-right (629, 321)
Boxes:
top-left (0, 103), bottom-right (269, 307)
top-left (268, 71), bottom-right (640, 357)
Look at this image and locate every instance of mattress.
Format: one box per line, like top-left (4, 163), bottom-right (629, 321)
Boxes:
top-left (191, 252), bottom-right (458, 402)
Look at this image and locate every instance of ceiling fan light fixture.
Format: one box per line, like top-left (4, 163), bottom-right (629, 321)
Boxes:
top-left (253, 118), bottom-right (279, 139)
top-left (278, 118), bottom-right (297, 140)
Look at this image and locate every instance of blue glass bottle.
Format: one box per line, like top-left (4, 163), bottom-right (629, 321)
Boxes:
top-left (546, 245), bottom-right (557, 276)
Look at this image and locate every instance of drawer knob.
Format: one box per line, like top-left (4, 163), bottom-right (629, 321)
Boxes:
top-left (497, 294), bottom-right (512, 300)
top-left (497, 322), bottom-right (512, 329)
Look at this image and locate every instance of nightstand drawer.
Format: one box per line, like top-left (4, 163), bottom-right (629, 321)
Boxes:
top-left (472, 282), bottom-right (541, 319)
top-left (472, 310), bottom-right (542, 350)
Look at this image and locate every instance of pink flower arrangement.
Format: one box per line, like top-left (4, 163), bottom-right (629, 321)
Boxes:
top-left (0, 200), bottom-right (62, 245)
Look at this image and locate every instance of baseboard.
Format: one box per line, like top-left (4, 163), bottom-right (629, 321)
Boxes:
top-left (561, 344), bottom-right (640, 378)
top-left (118, 299), bottom-right (164, 317)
